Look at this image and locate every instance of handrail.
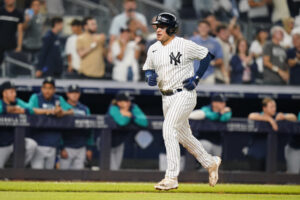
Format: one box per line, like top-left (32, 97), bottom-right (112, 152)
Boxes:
top-left (64, 0), bottom-right (110, 14)
top-left (3, 56), bottom-right (35, 78)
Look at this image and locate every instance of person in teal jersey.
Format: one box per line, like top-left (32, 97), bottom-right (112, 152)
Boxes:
top-left (28, 77), bottom-right (73, 169)
top-left (59, 84), bottom-right (94, 170)
top-left (107, 91), bottom-right (148, 170)
top-left (189, 93), bottom-right (232, 158)
top-left (0, 81), bottom-right (37, 168)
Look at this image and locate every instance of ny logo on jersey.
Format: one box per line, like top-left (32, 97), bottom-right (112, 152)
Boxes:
top-left (169, 52), bottom-right (182, 66)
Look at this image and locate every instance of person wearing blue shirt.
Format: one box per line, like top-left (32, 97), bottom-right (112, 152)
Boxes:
top-left (35, 17), bottom-right (63, 78)
top-left (190, 20), bottom-right (224, 84)
top-left (107, 91), bottom-right (148, 170)
top-left (0, 81), bottom-right (37, 168)
top-left (59, 85), bottom-right (93, 170)
top-left (189, 94), bottom-right (232, 157)
top-left (28, 77), bottom-right (73, 169)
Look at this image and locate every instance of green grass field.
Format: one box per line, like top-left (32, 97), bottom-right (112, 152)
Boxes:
top-left (0, 181), bottom-right (299, 200)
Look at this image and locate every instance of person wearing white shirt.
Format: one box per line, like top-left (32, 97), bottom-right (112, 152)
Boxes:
top-left (249, 28), bottom-right (269, 82)
top-left (65, 19), bottom-right (82, 74)
top-left (112, 28), bottom-right (140, 82)
top-left (108, 0), bottom-right (147, 63)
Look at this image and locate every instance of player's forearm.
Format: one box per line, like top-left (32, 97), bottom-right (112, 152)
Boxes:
top-left (284, 113), bottom-right (297, 122)
top-left (195, 52), bottom-right (215, 79)
top-left (17, 24), bottom-right (23, 50)
top-left (248, 113), bottom-right (270, 122)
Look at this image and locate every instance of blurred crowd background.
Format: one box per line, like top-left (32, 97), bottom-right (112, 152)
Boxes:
top-left (0, 0), bottom-right (300, 85)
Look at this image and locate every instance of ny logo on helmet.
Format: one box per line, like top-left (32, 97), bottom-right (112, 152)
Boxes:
top-left (169, 52), bottom-right (182, 66)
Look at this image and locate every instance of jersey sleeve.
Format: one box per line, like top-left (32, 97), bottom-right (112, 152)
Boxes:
top-left (132, 104), bottom-right (148, 127)
top-left (59, 96), bottom-right (73, 111)
top-left (65, 37), bottom-right (72, 55)
top-left (16, 98), bottom-right (34, 114)
top-left (185, 40), bottom-right (209, 61)
top-left (142, 47), bottom-right (155, 71)
top-left (28, 94), bottom-right (39, 109)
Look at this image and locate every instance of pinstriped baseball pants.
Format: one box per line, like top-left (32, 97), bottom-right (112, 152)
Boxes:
top-left (162, 89), bottom-right (215, 178)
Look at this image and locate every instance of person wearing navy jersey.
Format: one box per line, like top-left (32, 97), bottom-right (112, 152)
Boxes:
top-left (0, 81), bottom-right (37, 168)
top-left (59, 85), bottom-right (93, 170)
top-left (28, 77), bottom-right (73, 169)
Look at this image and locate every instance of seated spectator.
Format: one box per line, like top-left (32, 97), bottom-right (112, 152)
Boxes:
top-left (284, 112), bottom-right (300, 174)
top-left (0, 81), bottom-right (37, 168)
top-left (246, 98), bottom-right (297, 166)
top-left (59, 85), bottom-right (93, 170)
top-left (107, 92), bottom-right (148, 170)
top-left (216, 24), bottom-right (234, 84)
top-left (247, 0), bottom-right (272, 23)
top-left (77, 17), bottom-right (106, 79)
top-left (287, 29), bottom-right (300, 85)
top-left (65, 19), bottom-right (82, 76)
top-left (28, 77), bottom-right (73, 169)
top-left (263, 26), bottom-right (289, 85)
top-left (112, 28), bottom-right (140, 82)
top-left (230, 39), bottom-right (254, 84)
top-left (190, 20), bottom-right (225, 84)
top-left (189, 93), bottom-right (232, 157)
top-left (249, 28), bottom-right (269, 83)
top-left (35, 17), bottom-right (64, 78)
top-left (0, 0), bottom-right (24, 65)
top-left (23, 0), bottom-right (44, 64)
top-left (108, 0), bottom-right (147, 63)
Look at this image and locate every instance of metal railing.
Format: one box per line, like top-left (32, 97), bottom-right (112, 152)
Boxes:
top-left (1, 56), bottom-right (35, 78)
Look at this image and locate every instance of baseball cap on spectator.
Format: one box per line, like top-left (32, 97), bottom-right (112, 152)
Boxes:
top-left (115, 91), bottom-right (133, 101)
top-left (68, 84), bottom-right (81, 93)
top-left (270, 26), bottom-right (285, 36)
top-left (211, 93), bottom-right (227, 102)
top-left (43, 76), bottom-right (55, 87)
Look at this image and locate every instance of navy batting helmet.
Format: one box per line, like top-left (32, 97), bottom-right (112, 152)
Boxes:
top-left (152, 12), bottom-right (178, 35)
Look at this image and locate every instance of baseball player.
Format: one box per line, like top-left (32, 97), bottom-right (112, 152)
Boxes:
top-left (143, 12), bottom-right (221, 190)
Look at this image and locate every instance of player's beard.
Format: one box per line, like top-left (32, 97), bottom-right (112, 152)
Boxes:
top-left (88, 29), bottom-right (96, 34)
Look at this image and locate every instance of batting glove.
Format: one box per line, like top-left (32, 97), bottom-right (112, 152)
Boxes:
top-left (145, 70), bottom-right (158, 86)
top-left (182, 76), bottom-right (199, 90)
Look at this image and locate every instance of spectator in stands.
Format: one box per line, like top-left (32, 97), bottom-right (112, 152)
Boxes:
top-left (77, 16), bottom-right (106, 79)
top-left (229, 20), bottom-right (244, 52)
top-left (108, 0), bottom-right (147, 63)
top-left (249, 28), bottom-right (269, 84)
top-left (0, 81), bottom-right (37, 168)
top-left (263, 26), bottom-right (289, 85)
top-left (247, 0), bottom-right (272, 23)
top-left (287, 29), bottom-right (300, 85)
top-left (0, 0), bottom-right (24, 65)
top-left (111, 28), bottom-right (141, 82)
top-left (205, 15), bottom-right (220, 37)
top-left (189, 94), bottom-right (232, 157)
top-left (280, 17), bottom-right (294, 49)
top-left (284, 112), bottom-right (300, 174)
top-left (22, 0), bottom-right (44, 64)
top-left (35, 17), bottom-right (63, 78)
top-left (216, 24), bottom-right (233, 84)
top-left (65, 19), bottom-right (82, 75)
top-left (28, 77), bottom-right (73, 169)
top-left (230, 39), bottom-right (254, 84)
top-left (271, 0), bottom-right (290, 24)
top-left (190, 20), bottom-right (225, 84)
top-left (59, 85), bottom-right (93, 170)
top-left (246, 97), bottom-right (297, 167)
top-left (107, 92), bottom-right (148, 170)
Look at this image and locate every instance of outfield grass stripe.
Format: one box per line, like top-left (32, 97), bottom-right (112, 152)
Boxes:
top-left (0, 182), bottom-right (299, 195)
top-left (1, 192), bottom-right (300, 200)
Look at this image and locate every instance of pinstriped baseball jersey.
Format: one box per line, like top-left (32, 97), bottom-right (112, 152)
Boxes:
top-left (143, 37), bottom-right (208, 90)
